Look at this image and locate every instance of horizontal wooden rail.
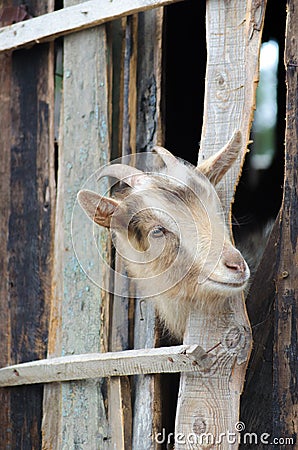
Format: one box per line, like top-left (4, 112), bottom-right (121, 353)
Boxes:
top-left (0, 344), bottom-right (211, 387)
top-left (0, 0), bottom-right (183, 52)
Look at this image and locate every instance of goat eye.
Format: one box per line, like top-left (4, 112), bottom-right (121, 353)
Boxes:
top-left (150, 226), bottom-right (165, 238)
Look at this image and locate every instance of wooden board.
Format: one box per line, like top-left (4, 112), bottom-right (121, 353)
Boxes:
top-left (0, 24), bottom-right (11, 446)
top-left (0, 0), bottom-right (55, 448)
top-left (132, 9), bottom-right (164, 450)
top-left (0, 0), bottom-right (183, 52)
top-left (174, 1), bottom-right (267, 447)
top-left (273, 0), bottom-right (298, 444)
top-left (41, 1), bottom-right (111, 448)
top-left (104, 10), bottom-right (165, 447)
top-left (0, 344), bottom-right (207, 386)
top-left (108, 17), bottom-right (135, 450)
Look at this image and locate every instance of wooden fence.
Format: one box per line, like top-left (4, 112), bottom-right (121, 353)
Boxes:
top-left (0, 0), bottom-right (296, 449)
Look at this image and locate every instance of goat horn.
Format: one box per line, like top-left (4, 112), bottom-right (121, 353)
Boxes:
top-left (196, 130), bottom-right (243, 185)
top-left (151, 145), bottom-right (191, 185)
top-left (152, 145), bottom-right (178, 167)
top-left (97, 164), bottom-right (149, 188)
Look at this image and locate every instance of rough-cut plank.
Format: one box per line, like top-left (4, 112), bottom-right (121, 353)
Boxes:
top-left (175, 1), bottom-right (266, 448)
top-left (109, 376), bottom-right (132, 449)
top-left (121, 15), bottom-right (138, 156)
top-left (132, 8), bottom-right (164, 450)
top-left (0, 345), bottom-right (207, 387)
top-left (0, 1), bottom-right (55, 448)
top-left (0, 6), bottom-right (12, 443)
top-left (108, 17), bottom-right (135, 450)
top-left (273, 0), bottom-right (298, 445)
top-left (41, 2), bottom-right (111, 448)
top-left (0, 0), bottom-right (183, 52)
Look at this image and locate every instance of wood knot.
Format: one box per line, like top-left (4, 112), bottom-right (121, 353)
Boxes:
top-left (214, 70), bottom-right (230, 104)
top-left (224, 326), bottom-right (242, 349)
top-left (224, 325), bottom-right (252, 364)
top-left (192, 416), bottom-right (207, 435)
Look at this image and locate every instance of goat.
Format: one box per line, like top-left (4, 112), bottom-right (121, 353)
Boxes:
top-left (77, 131), bottom-right (250, 340)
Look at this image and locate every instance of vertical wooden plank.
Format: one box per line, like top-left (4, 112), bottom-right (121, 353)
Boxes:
top-left (122, 14), bottom-right (138, 157)
top-left (0, 11), bottom-right (13, 444)
top-left (200, 0), bottom-right (267, 216)
top-left (136, 9), bottom-right (164, 152)
top-left (175, 1), bottom-right (266, 447)
top-left (132, 8), bottom-right (164, 450)
top-left (109, 375), bottom-right (132, 449)
top-left (100, 9), bottom-right (164, 449)
top-left (0, 0), bottom-right (55, 448)
top-left (109, 18), bottom-right (126, 159)
top-left (42, 1), bottom-right (110, 448)
top-left (273, 0), bottom-right (298, 445)
top-left (108, 17), bottom-right (133, 450)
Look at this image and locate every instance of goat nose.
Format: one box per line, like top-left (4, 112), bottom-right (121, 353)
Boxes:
top-left (223, 246), bottom-right (247, 273)
top-left (224, 259), bottom-right (246, 273)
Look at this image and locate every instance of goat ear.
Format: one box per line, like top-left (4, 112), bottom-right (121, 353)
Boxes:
top-left (197, 131), bottom-right (242, 185)
top-left (77, 189), bottom-right (119, 228)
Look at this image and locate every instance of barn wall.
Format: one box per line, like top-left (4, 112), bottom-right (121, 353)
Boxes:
top-left (0, 1), bottom-right (55, 448)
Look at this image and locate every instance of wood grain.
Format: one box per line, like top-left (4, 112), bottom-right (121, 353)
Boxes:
top-left (0, 5), bottom-right (12, 442)
top-left (41, 1), bottom-right (111, 448)
top-left (0, 0), bottom-right (183, 52)
top-left (108, 19), bottom-right (133, 449)
top-left (0, 344), bottom-right (207, 387)
top-left (0, 1), bottom-right (55, 448)
top-left (132, 9), bottom-right (164, 450)
top-left (273, 0), bottom-right (298, 445)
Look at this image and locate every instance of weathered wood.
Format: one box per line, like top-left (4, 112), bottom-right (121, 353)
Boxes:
top-left (0, 0), bottom-right (183, 53)
top-left (109, 272), bottom-right (133, 450)
top-left (273, 0), bottom-right (298, 445)
top-left (122, 15), bottom-right (138, 156)
top-left (0, 0), bottom-right (55, 448)
top-left (0, 6), bottom-right (13, 442)
top-left (41, 1), bottom-right (111, 448)
top-left (132, 298), bottom-right (162, 450)
top-left (0, 345), bottom-right (208, 387)
top-left (109, 376), bottom-right (132, 449)
top-left (175, 1), bottom-right (267, 448)
top-left (132, 8), bottom-right (164, 450)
